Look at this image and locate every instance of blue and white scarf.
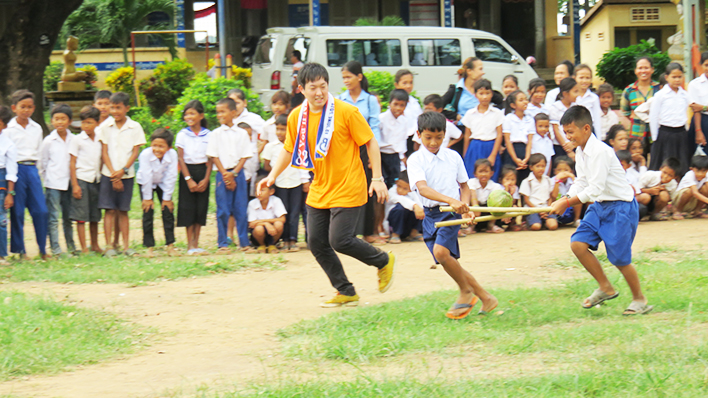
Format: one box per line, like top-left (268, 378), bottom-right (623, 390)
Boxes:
top-left (291, 93), bottom-right (335, 170)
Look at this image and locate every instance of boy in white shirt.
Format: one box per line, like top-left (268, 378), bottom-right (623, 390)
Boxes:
top-left (597, 84), bottom-right (619, 141)
top-left (379, 89), bottom-right (410, 188)
top-left (635, 157), bottom-right (679, 221)
top-left (551, 105), bottom-right (651, 315)
top-left (137, 129), bottom-right (178, 257)
top-left (386, 171), bottom-right (423, 244)
top-left (247, 176), bottom-right (287, 254)
top-left (468, 158), bottom-right (504, 233)
top-left (412, 94), bottom-right (463, 151)
top-left (551, 156), bottom-right (582, 226)
top-left (69, 106), bottom-right (103, 255)
top-left (40, 104), bottom-right (76, 257)
top-left (519, 154), bottom-right (558, 231)
top-left (0, 106), bottom-right (18, 265)
top-left (672, 155), bottom-right (708, 219)
top-left (530, 113), bottom-right (555, 176)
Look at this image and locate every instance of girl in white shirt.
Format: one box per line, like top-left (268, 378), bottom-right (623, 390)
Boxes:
top-left (525, 78), bottom-right (548, 120)
top-left (261, 90), bottom-right (291, 146)
top-left (550, 78), bottom-right (582, 162)
top-left (627, 137), bottom-right (647, 178)
top-left (604, 125), bottom-right (629, 152)
top-left (574, 64), bottom-right (603, 137)
top-left (502, 90), bottom-right (534, 183)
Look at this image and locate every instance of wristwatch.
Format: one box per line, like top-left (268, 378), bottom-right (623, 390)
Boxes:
top-left (122, 167), bottom-right (130, 175)
top-left (184, 175), bottom-right (192, 181)
top-left (372, 177), bottom-right (385, 183)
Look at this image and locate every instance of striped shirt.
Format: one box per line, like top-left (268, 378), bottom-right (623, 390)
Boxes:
top-left (620, 81), bottom-right (660, 139)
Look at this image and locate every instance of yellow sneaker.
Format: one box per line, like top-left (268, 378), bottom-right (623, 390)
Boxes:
top-left (320, 293), bottom-right (360, 308)
top-left (378, 251), bottom-right (396, 293)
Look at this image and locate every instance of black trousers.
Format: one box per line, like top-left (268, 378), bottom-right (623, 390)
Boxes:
top-left (275, 185), bottom-right (302, 242)
top-left (307, 205), bottom-right (389, 296)
top-left (140, 185), bottom-right (175, 248)
top-left (358, 146), bottom-right (376, 236)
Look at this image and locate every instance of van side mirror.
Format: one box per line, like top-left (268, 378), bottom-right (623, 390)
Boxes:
top-left (511, 55), bottom-right (519, 64)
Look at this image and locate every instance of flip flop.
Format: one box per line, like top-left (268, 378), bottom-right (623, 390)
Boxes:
top-left (389, 236), bottom-right (402, 244)
top-left (623, 301), bottom-right (653, 316)
top-left (478, 301), bottom-right (498, 316)
top-left (445, 296), bottom-right (479, 320)
top-left (582, 288), bottom-right (620, 309)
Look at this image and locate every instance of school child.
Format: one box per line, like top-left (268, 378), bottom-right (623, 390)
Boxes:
top-left (551, 156), bottom-right (582, 227)
top-left (247, 176), bottom-right (287, 254)
top-left (636, 157), bottom-right (679, 221)
top-left (262, 114), bottom-right (308, 252)
top-left (618, 149), bottom-right (641, 201)
top-left (469, 158), bottom-right (505, 234)
top-left (461, 79), bottom-right (504, 181)
top-left (627, 137), bottom-right (647, 177)
top-left (530, 113), bottom-right (555, 176)
top-left (229, 88), bottom-right (266, 195)
top-left (4, 90), bottom-right (49, 260)
top-left (501, 75), bottom-right (519, 99)
top-left (549, 78), bottom-right (581, 161)
top-left (550, 105), bottom-right (651, 315)
top-left (525, 78), bottom-right (548, 120)
top-left (412, 94), bottom-right (462, 151)
top-left (136, 129), bottom-right (178, 257)
top-left (502, 90), bottom-right (534, 183)
top-left (394, 69), bottom-right (423, 131)
top-left (633, 73), bottom-right (667, 125)
top-left (597, 83), bottom-right (619, 141)
top-left (97, 92), bottom-right (146, 257)
top-left (671, 155), bottom-right (708, 219)
top-left (0, 106), bottom-right (17, 265)
top-left (237, 121), bottom-right (260, 198)
top-left (207, 98), bottom-right (253, 253)
top-left (94, 90), bottom-right (112, 125)
top-left (574, 64), bottom-right (603, 137)
top-left (379, 89), bottom-right (409, 188)
top-left (386, 170), bottom-right (424, 243)
top-left (605, 124), bottom-right (629, 152)
top-left (519, 154), bottom-right (558, 231)
top-left (262, 90), bottom-right (291, 147)
top-left (650, 63), bottom-right (691, 173)
top-left (68, 106), bottom-right (103, 255)
top-left (40, 104), bottom-right (75, 257)
top-left (176, 100), bottom-right (212, 256)
top-left (545, 60), bottom-right (575, 106)
top-left (407, 111), bottom-right (497, 319)
top-left (499, 166), bottom-right (523, 231)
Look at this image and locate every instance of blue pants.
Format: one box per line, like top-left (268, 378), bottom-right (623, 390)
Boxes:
top-left (11, 165), bottom-right (48, 255)
top-left (0, 169), bottom-right (7, 258)
top-left (388, 203), bottom-right (422, 239)
top-left (46, 188), bottom-right (75, 255)
top-left (215, 170), bottom-right (248, 248)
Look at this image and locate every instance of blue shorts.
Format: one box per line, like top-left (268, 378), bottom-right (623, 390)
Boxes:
top-left (423, 207), bottom-right (460, 264)
top-left (526, 212), bottom-right (557, 226)
top-left (571, 199), bottom-right (638, 266)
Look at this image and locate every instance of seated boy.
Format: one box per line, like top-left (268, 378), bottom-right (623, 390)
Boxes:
top-left (247, 176), bottom-right (287, 254)
top-left (0, 106), bottom-right (17, 265)
top-left (635, 157), bottom-right (679, 221)
top-left (672, 155), bottom-right (708, 219)
top-left (468, 158), bottom-right (504, 234)
top-left (520, 153), bottom-right (558, 231)
top-left (386, 171), bottom-right (423, 244)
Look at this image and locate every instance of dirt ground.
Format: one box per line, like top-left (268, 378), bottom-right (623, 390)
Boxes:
top-left (1, 219), bottom-right (707, 398)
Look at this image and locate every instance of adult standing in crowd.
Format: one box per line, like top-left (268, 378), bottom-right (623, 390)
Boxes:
top-left (620, 57), bottom-right (661, 153)
top-left (290, 50), bottom-right (305, 108)
top-left (688, 52), bottom-right (708, 154)
top-left (544, 60), bottom-right (575, 107)
top-left (442, 57), bottom-right (485, 123)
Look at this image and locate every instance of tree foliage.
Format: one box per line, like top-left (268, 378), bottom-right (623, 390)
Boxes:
top-left (595, 40), bottom-right (671, 90)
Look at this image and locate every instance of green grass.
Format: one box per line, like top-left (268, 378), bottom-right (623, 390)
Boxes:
top-left (0, 291), bottom-right (147, 380)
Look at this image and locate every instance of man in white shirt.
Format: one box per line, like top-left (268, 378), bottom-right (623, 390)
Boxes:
top-left (551, 105), bottom-right (651, 316)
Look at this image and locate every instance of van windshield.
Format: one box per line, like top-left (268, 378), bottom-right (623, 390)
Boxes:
top-left (326, 39), bottom-right (402, 67)
top-left (284, 37), bottom-right (311, 65)
top-left (255, 37), bottom-right (275, 65)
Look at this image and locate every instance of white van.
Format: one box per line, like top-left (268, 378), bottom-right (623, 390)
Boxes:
top-left (252, 26), bottom-right (538, 106)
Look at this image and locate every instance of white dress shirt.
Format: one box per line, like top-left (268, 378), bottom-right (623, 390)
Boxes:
top-left (136, 147), bottom-right (178, 201)
top-left (412, 119), bottom-right (462, 148)
top-left (460, 105), bottom-right (504, 141)
top-left (638, 170), bottom-right (678, 195)
top-left (625, 167), bottom-right (641, 194)
top-left (4, 117), bottom-right (43, 162)
top-left (206, 124), bottom-right (253, 170)
top-left (650, 85), bottom-right (690, 141)
top-left (407, 146), bottom-right (469, 207)
top-left (68, 131), bottom-right (102, 184)
top-left (677, 170), bottom-right (708, 192)
top-left (97, 117), bottom-right (147, 179)
top-left (555, 177), bottom-right (574, 197)
top-left (468, 178), bottom-right (503, 204)
top-left (261, 141), bottom-right (309, 189)
top-left (39, 130), bottom-right (73, 191)
top-left (688, 74), bottom-right (708, 114)
top-left (544, 87), bottom-right (560, 107)
top-left (502, 113), bottom-right (534, 144)
top-left (575, 90), bottom-right (603, 138)
top-left (247, 196), bottom-right (287, 222)
top-left (175, 127), bottom-right (211, 164)
top-left (531, 132), bottom-right (555, 176)
top-left (600, 109), bottom-right (620, 141)
top-left (549, 101), bottom-right (574, 145)
top-left (0, 133), bottom-right (18, 183)
top-left (261, 116), bottom-right (279, 143)
top-left (567, 134), bottom-right (635, 203)
top-left (404, 96), bottom-right (423, 134)
top-left (234, 109), bottom-right (266, 138)
top-left (387, 186), bottom-right (422, 211)
top-left (525, 103), bottom-right (548, 120)
top-left (378, 110), bottom-right (409, 155)
top-left (519, 174), bottom-right (554, 206)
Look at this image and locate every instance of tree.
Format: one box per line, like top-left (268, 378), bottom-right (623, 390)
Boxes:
top-left (0, 0), bottom-right (85, 132)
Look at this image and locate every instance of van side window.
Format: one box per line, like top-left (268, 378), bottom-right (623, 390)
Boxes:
top-left (472, 39), bottom-right (514, 63)
top-left (255, 37), bottom-right (275, 64)
top-left (407, 39), bottom-right (461, 66)
top-left (284, 37), bottom-right (311, 65)
top-left (326, 39), bottom-right (402, 67)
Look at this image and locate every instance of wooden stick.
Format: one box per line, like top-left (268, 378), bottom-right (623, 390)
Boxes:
top-left (439, 206), bottom-right (552, 214)
top-left (434, 212), bottom-right (527, 228)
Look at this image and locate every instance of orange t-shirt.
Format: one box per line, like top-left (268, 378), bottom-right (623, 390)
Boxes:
top-left (284, 99), bottom-right (374, 209)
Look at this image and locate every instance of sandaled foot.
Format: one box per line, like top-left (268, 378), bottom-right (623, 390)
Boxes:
top-left (650, 213), bottom-right (669, 221)
top-left (389, 236), bottom-right (402, 244)
top-left (691, 211), bottom-right (708, 219)
top-left (408, 234), bottom-right (424, 242)
top-left (478, 295), bottom-right (499, 315)
top-left (103, 249), bottom-right (118, 258)
top-left (124, 248), bottom-right (138, 257)
top-left (216, 247), bottom-right (232, 255)
top-left (623, 301), bottom-right (653, 315)
top-left (582, 288), bottom-right (619, 309)
top-left (267, 245), bottom-right (279, 254)
top-left (672, 212), bottom-right (685, 220)
top-left (458, 230), bottom-right (467, 238)
top-left (487, 225), bottom-right (504, 234)
top-left (0, 259), bottom-right (9, 266)
top-left (446, 296), bottom-right (479, 320)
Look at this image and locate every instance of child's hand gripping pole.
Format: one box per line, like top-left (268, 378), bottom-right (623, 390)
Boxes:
top-left (434, 212), bottom-right (530, 228)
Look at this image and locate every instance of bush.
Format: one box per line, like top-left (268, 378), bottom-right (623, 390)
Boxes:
top-left (139, 59), bottom-right (195, 116)
top-left (78, 64), bottom-right (98, 90)
top-left (128, 106), bottom-right (172, 136)
top-left (596, 40), bottom-right (671, 90)
top-left (105, 66), bottom-right (135, 95)
top-left (360, 70), bottom-right (420, 111)
top-left (233, 67), bottom-right (252, 88)
top-left (44, 61), bottom-right (64, 92)
top-left (139, 76), bottom-right (174, 117)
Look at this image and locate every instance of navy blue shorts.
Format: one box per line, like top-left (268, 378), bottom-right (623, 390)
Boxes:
top-left (571, 199), bottom-right (638, 266)
top-left (98, 176), bottom-right (134, 212)
top-left (423, 207), bottom-right (460, 264)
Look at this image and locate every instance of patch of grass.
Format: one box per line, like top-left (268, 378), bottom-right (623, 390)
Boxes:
top-left (0, 291), bottom-right (147, 380)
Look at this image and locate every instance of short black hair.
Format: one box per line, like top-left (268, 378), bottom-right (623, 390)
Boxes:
top-left (528, 153), bottom-right (547, 167)
top-left (474, 158), bottom-right (492, 173)
top-left (79, 105), bottom-right (100, 122)
top-left (500, 165), bottom-right (517, 180)
top-left (560, 105), bottom-right (592, 130)
top-left (227, 88), bottom-right (246, 102)
top-left (275, 114), bottom-right (288, 126)
top-left (237, 122), bottom-right (251, 130)
top-left (398, 170), bottom-right (409, 184)
top-left (272, 90), bottom-right (291, 105)
top-left (298, 63), bottom-right (329, 86)
top-left (473, 79), bottom-right (492, 92)
top-left (423, 94), bottom-right (443, 110)
top-left (151, 128), bottom-right (173, 147)
top-left (691, 155), bottom-right (708, 170)
top-left (0, 105), bottom-right (13, 126)
top-left (560, 60), bottom-right (575, 76)
top-left (666, 62), bottom-right (684, 75)
top-left (110, 92), bottom-right (130, 106)
top-left (528, 77), bottom-right (546, 93)
top-left (11, 89), bottom-right (34, 105)
top-left (394, 69), bottom-right (413, 84)
top-left (534, 112), bottom-right (550, 123)
top-left (292, 50), bottom-right (302, 61)
top-left (616, 149), bottom-right (632, 164)
top-left (389, 88), bottom-right (409, 103)
top-left (553, 155), bottom-right (574, 170)
top-left (417, 112), bottom-right (445, 134)
top-left (605, 124), bottom-right (627, 145)
top-left (94, 90), bottom-right (112, 101)
top-left (597, 83), bottom-right (614, 97)
top-left (217, 97), bottom-right (237, 111)
top-left (661, 157), bottom-right (681, 174)
top-left (51, 103), bottom-right (73, 120)
top-left (255, 175), bottom-right (274, 191)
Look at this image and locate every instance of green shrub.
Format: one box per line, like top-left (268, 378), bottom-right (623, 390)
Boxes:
top-left (127, 106), bottom-right (172, 136)
top-left (105, 66), bottom-right (135, 95)
top-left (139, 76), bottom-right (174, 117)
top-left (360, 70), bottom-right (420, 111)
top-left (43, 61), bottom-right (64, 92)
top-left (78, 64), bottom-right (98, 90)
top-left (139, 59), bottom-right (195, 116)
top-left (596, 39), bottom-right (671, 89)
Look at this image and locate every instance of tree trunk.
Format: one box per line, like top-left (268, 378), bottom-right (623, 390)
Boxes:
top-left (0, 0), bottom-right (85, 134)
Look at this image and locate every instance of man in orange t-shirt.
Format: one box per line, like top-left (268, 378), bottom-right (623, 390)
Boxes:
top-left (259, 63), bottom-right (396, 308)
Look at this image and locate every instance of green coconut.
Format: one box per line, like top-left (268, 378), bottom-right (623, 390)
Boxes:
top-left (488, 190), bottom-right (513, 216)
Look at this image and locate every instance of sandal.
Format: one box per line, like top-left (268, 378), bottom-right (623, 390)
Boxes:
top-left (287, 245), bottom-right (300, 252)
top-left (389, 236), bottom-right (402, 244)
top-left (486, 225), bottom-right (504, 234)
top-left (691, 211), bottom-right (708, 219)
top-left (582, 288), bottom-right (619, 309)
top-left (124, 248), bottom-right (138, 257)
top-left (267, 245), bottom-right (279, 254)
top-left (672, 212), bottom-right (685, 220)
top-left (650, 213), bottom-right (669, 221)
top-left (478, 299), bottom-right (499, 316)
top-left (216, 247), bottom-right (232, 255)
top-left (623, 301), bottom-right (653, 316)
top-left (445, 296), bottom-right (479, 320)
top-left (244, 246), bottom-right (259, 254)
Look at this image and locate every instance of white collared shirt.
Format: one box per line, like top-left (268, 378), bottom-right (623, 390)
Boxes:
top-left (261, 116), bottom-right (279, 143)
top-left (378, 110), bottom-right (409, 155)
top-left (205, 124), bottom-right (252, 170)
top-left (639, 170), bottom-right (677, 195)
top-left (549, 100), bottom-right (574, 145)
top-left (97, 117), bottom-right (147, 178)
top-left (387, 186), bottom-right (422, 211)
top-left (460, 105), bottom-right (504, 141)
top-left (688, 74), bottom-right (708, 114)
top-left (525, 103), bottom-right (548, 120)
top-left (234, 109), bottom-right (266, 138)
top-left (555, 177), bottom-right (574, 197)
top-left (247, 196), bottom-right (287, 222)
top-left (567, 134), bottom-right (635, 203)
top-left (677, 170), bottom-right (708, 192)
top-left (600, 109), bottom-right (619, 141)
top-left (0, 133), bottom-right (18, 183)
top-left (519, 174), bottom-right (554, 206)
top-left (544, 87), bottom-right (560, 107)
top-left (575, 90), bottom-right (603, 138)
top-left (531, 132), bottom-right (555, 175)
top-left (4, 117), bottom-right (43, 162)
top-left (175, 127), bottom-right (211, 164)
top-left (625, 167), bottom-right (641, 194)
top-left (261, 141), bottom-right (309, 189)
top-left (68, 131), bottom-right (102, 183)
top-left (650, 85), bottom-right (690, 141)
top-left (136, 147), bottom-right (178, 200)
top-left (502, 112), bottom-right (534, 144)
top-left (404, 96), bottom-right (423, 133)
top-left (39, 130), bottom-right (73, 191)
top-left (412, 119), bottom-right (462, 148)
top-left (467, 178), bottom-right (503, 204)
top-left (407, 146), bottom-right (469, 207)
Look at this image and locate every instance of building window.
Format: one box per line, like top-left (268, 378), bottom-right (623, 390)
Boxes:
top-left (326, 39), bottom-right (402, 67)
top-left (598, 32), bottom-right (605, 41)
top-left (472, 38), bottom-right (514, 64)
top-left (408, 39), bottom-right (461, 66)
top-left (630, 7), bottom-right (660, 23)
top-left (585, 32), bottom-right (591, 41)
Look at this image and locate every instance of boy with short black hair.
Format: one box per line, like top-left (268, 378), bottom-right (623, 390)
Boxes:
top-left (530, 113), bottom-right (554, 176)
top-left (5, 89), bottom-right (49, 260)
top-left (247, 176), bottom-right (287, 254)
top-left (386, 170), bottom-right (424, 244)
top-left (0, 106), bottom-right (18, 265)
top-left (69, 106), bottom-right (103, 254)
top-left (636, 157), bottom-right (679, 221)
top-left (672, 155), bottom-right (708, 219)
top-left (379, 89), bottom-right (409, 188)
top-left (551, 105), bottom-right (650, 315)
top-left (461, 79), bottom-right (504, 181)
top-left (412, 94), bottom-right (463, 151)
top-left (94, 90), bottom-right (112, 125)
top-left (97, 92), bottom-right (146, 257)
top-left (597, 83), bottom-right (619, 141)
top-left (40, 103), bottom-right (76, 257)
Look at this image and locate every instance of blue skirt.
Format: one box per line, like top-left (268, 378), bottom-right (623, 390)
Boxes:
top-left (464, 139), bottom-right (501, 182)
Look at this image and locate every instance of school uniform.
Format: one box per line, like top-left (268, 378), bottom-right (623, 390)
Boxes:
top-left (261, 116), bottom-right (279, 144)
top-left (672, 170), bottom-right (708, 212)
top-left (549, 100), bottom-right (574, 161)
top-left (4, 117), bottom-right (49, 256)
top-left (0, 134), bottom-right (18, 259)
top-left (386, 186), bottom-right (423, 239)
top-left (502, 112), bottom-right (535, 182)
top-left (412, 119), bottom-right (462, 150)
top-left (544, 87), bottom-right (560, 107)
top-left (519, 174), bottom-right (556, 226)
top-left (554, 176), bottom-right (576, 224)
top-left (525, 103), bottom-right (548, 120)
top-left (649, 85), bottom-right (691, 172)
top-left (407, 146), bottom-right (469, 263)
top-left (688, 74), bottom-right (708, 154)
top-left (600, 109), bottom-right (620, 141)
top-left (568, 134), bottom-right (638, 266)
top-left (175, 127), bottom-right (211, 228)
top-left (247, 196), bottom-right (287, 246)
top-left (531, 132), bottom-right (555, 176)
top-left (460, 105), bottom-right (504, 181)
top-left (236, 110), bottom-right (266, 195)
top-left (136, 147), bottom-right (178, 248)
top-left (68, 131), bottom-right (102, 224)
top-left (468, 178), bottom-right (503, 205)
top-left (378, 110), bottom-right (408, 188)
top-left (575, 90), bottom-right (603, 138)
top-left (206, 124), bottom-right (252, 248)
top-left (39, 130), bottom-right (75, 255)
